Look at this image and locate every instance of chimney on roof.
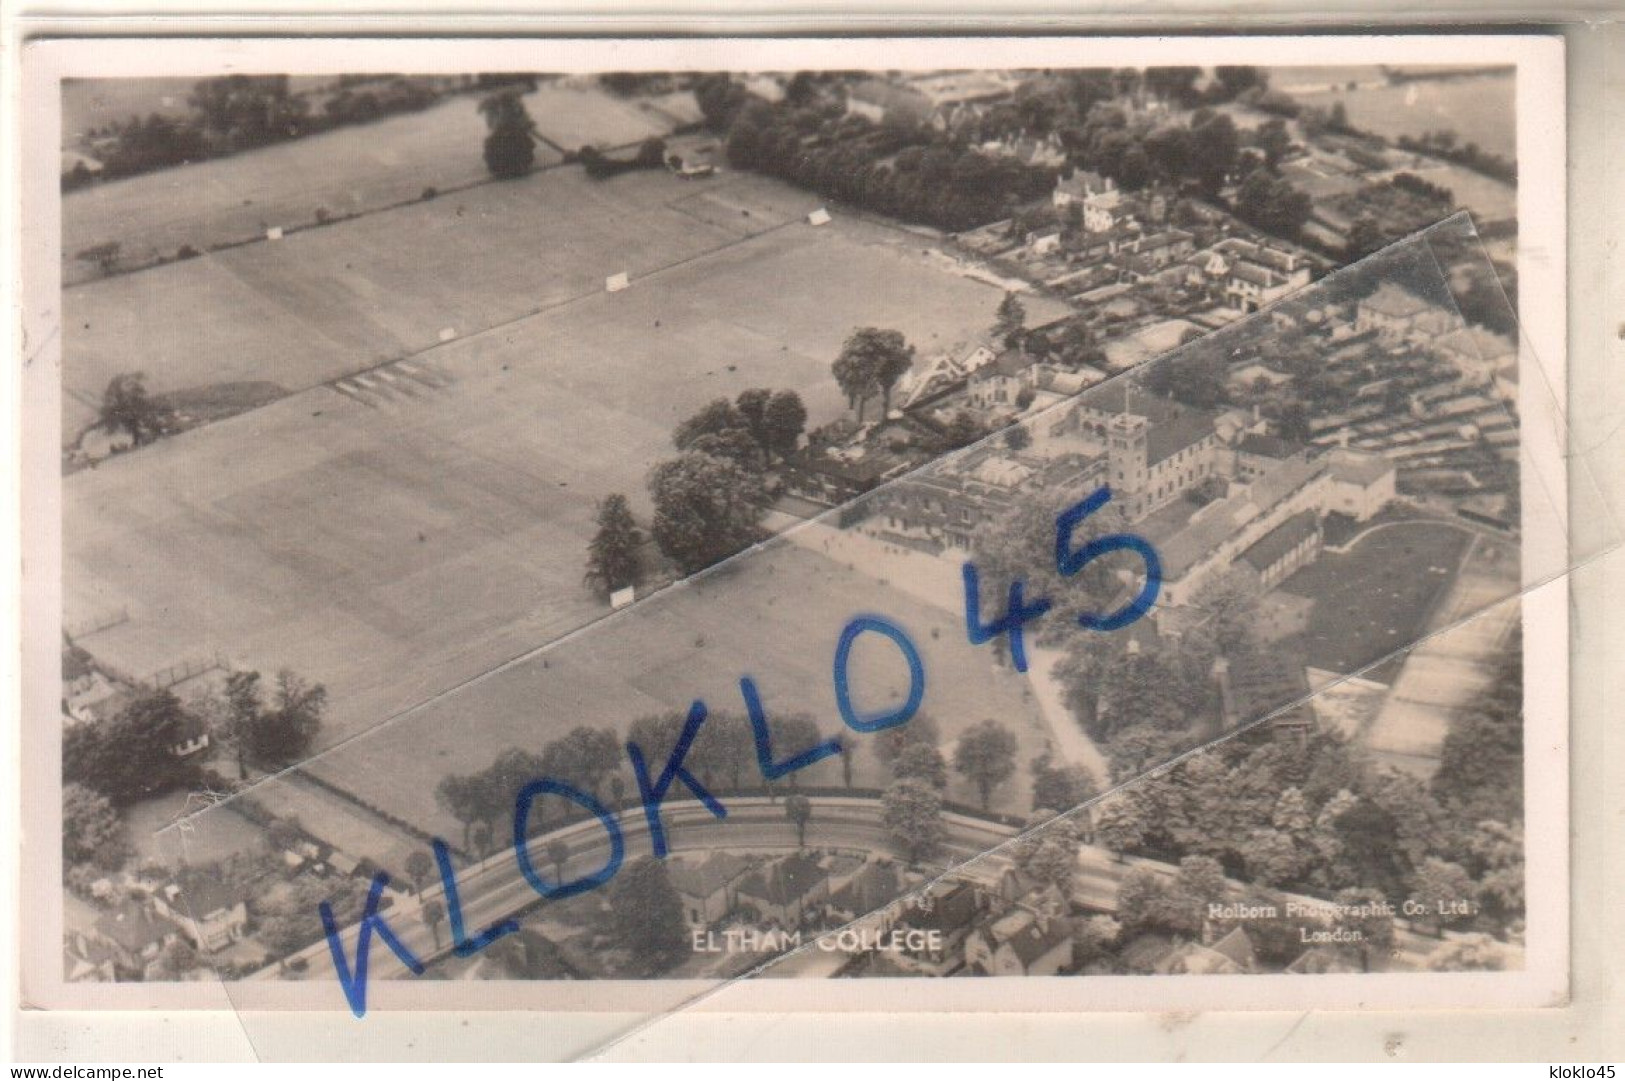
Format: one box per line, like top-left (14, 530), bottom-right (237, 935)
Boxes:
top-left (1338, 427), bottom-right (1350, 449)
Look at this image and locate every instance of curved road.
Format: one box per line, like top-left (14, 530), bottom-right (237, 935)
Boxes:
top-left (260, 794), bottom-right (1478, 998)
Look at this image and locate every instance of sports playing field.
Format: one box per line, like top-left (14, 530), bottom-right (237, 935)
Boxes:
top-left (64, 161), bottom-right (1070, 759)
top-left (1282, 520), bottom-right (1478, 678)
top-left (289, 536), bottom-right (1053, 848)
top-left (61, 81), bottom-right (690, 289)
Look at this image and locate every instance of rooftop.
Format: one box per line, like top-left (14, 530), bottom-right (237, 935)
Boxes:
top-left (831, 861), bottom-right (903, 914)
top-left (1360, 282), bottom-right (1435, 320)
top-left (94, 902), bottom-right (176, 953)
top-left (1155, 456), bottom-right (1327, 579)
top-left (668, 851), bottom-right (751, 900)
top-left (1005, 918), bottom-right (1070, 966)
top-left (1326, 447), bottom-right (1396, 488)
top-left (736, 852), bottom-right (827, 908)
top-left (1236, 432), bottom-right (1303, 460)
top-left (1238, 510), bottom-right (1320, 573)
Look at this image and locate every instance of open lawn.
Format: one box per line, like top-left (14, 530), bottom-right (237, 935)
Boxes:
top-left (61, 81), bottom-right (689, 289)
top-left (62, 166), bottom-right (798, 438)
top-left (1289, 72), bottom-right (1516, 161)
top-left (64, 167), bottom-right (1069, 761)
top-left (1281, 520), bottom-right (1475, 679)
top-left (291, 539), bottom-right (1052, 850)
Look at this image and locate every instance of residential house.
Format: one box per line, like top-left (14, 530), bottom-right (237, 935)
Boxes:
top-left (1355, 283), bottom-right (1462, 344)
top-left (964, 348), bottom-right (1039, 415)
top-left (785, 447), bottom-right (908, 507)
top-left (1185, 238), bottom-right (1312, 312)
top-left (734, 852), bottom-right (830, 928)
top-left (907, 71), bottom-right (1014, 123)
top-left (168, 713), bottom-right (210, 759)
top-left (980, 133), bottom-right (1067, 168)
top-left (1053, 170), bottom-right (1113, 211)
top-left (827, 860), bottom-right (905, 923)
top-left (892, 880), bottom-right (983, 975)
top-left (668, 851), bottom-right (752, 928)
top-left (84, 901), bottom-right (179, 977)
top-left (1225, 362), bottom-right (1292, 397)
top-left (897, 343), bottom-right (996, 409)
top-left (1116, 229), bottom-right (1196, 280)
top-left (154, 879), bottom-right (249, 953)
top-left (964, 907), bottom-right (1073, 976)
top-left (1434, 325), bottom-right (1517, 386)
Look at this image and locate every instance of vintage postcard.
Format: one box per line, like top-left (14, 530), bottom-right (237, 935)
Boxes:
top-left (16, 34), bottom-right (1582, 1026)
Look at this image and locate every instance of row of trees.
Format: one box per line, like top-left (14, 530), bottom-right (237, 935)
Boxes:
top-left (697, 75), bottom-right (1059, 233)
top-left (434, 709), bottom-right (847, 856)
top-left (68, 76), bottom-right (445, 188)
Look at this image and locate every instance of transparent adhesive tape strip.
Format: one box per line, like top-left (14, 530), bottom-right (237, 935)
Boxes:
top-left (154, 214), bottom-right (1610, 1053)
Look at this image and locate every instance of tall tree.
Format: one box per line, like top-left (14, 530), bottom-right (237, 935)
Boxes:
top-left (98, 372), bottom-right (166, 446)
top-left (784, 793), bottom-right (812, 848)
top-left (831, 327), bottom-right (914, 423)
top-left (953, 719), bottom-right (1018, 811)
top-left (435, 773), bottom-right (489, 852)
top-left (993, 292), bottom-right (1027, 350)
top-left (546, 839), bottom-right (571, 882)
top-left (1093, 789), bottom-right (1150, 860)
top-left (673, 399), bottom-right (746, 452)
top-left (1233, 167), bottom-right (1313, 238)
top-left (62, 783), bottom-right (129, 869)
top-left (883, 778), bottom-right (945, 867)
top-left (1434, 638), bottom-right (1522, 824)
top-left (540, 727), bottom-right (620, 798)
top-left (479, 91), bottom-right (536, 178)
top-left (1144, 66), bottom-right (1203, 106)
top-left (422, 898), bottom-right (446, 950)
top-left (253, 669), bottom-right (326, 764)
top-left (872, 713), bottom-right (941, 769)
top-left (1254, 117), bottom-right (1293, 170)
top-left (733, 389), bottom-right (774, 458)
top-left (647, 451), bottom-right (770, 575)
top-left (404, 850), bottom-right (433, 895)
top-left (63, 688), bottom-right (200, 806)
top-left (607, 857), bottom-right (688, 970)
top-left (222, 670), bottom-right (263, 778)
top-left (584, 494), bottom-right (643, 595)
top-left (762, 390), bottom-right (808, 462)
top-left (1188, 111), bottom-right (1239, 194)
top-left (1409, 857), bottom-right (1476, 936)
top-left (1213, 66), bottom-right (1266, 101)
top-left (1030, 756), bottom-right (1098, 816)
top-left (892, 741), bottom-right (947, 790)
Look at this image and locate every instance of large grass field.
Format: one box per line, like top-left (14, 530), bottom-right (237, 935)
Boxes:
top-left (287, 537), bottom-right (1052, 850)
top-left (60, 81), bottom-right (687, 290)
top-left (64, 164), bottom-right (1070, 760)
top-left (1281, 520), bottom-right (1476, 679)
top-left (61, 165), bottom-right (817, 438)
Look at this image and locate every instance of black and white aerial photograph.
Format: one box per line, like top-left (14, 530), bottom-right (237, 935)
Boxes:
top-left (22, 36), bottom-right (1572, 1018)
